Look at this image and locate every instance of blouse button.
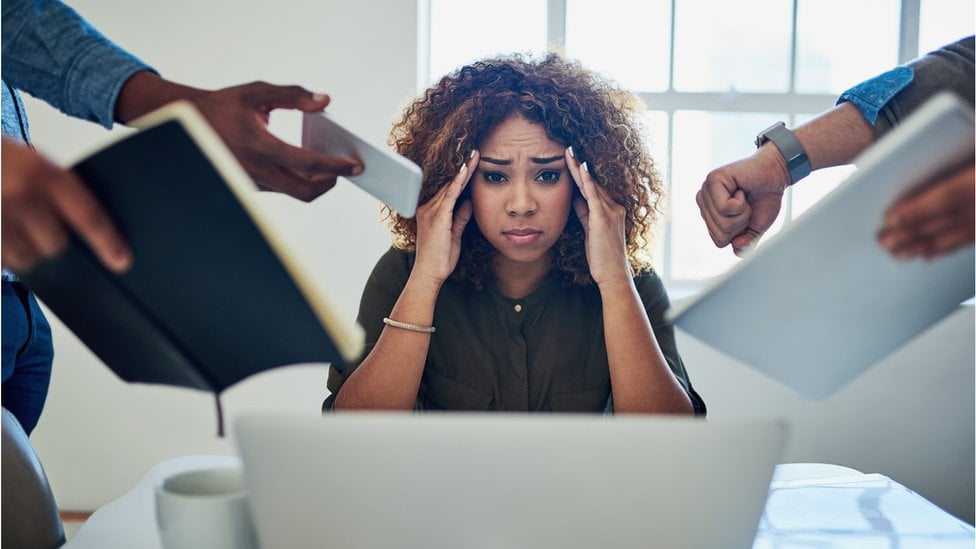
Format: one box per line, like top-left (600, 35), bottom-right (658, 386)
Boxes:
top-left (514, 303), bottom-right (523, 313)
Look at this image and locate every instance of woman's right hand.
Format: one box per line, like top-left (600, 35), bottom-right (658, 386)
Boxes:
top-left (412, 150), bottom-right (479, 287)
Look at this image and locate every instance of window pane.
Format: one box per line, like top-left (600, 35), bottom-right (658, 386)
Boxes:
top-left (919, 0), bottom-right (975, 55)
top-left (670, 111), bottom-right (786, 280)
top-left (673, 0), bottom-right (792, 92)
top-left (795, 0), bottom-right (899, 94)
top-left (429, 0), bottom-right (547, 83)
top-left (789, 113), bottom-right (853, 218)
top-left (565, 0), bottom-right (670, 92)
top-left (643, 111), bottom-right (670, 185)
top-left (790, 165), bottom-right (855, 218)
top-left (642, 111), bottom-right (670, 270)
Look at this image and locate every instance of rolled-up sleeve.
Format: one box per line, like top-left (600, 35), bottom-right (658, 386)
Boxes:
top-left (1, 0), bottom-right (155, 128)
top-left (837, 36), bottom-right (975, 139)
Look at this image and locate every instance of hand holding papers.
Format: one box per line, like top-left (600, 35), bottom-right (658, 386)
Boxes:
top-left (671, 93), bottom-right (975, 398)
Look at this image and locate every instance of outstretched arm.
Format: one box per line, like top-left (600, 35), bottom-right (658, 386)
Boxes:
top-left (697, 36), bottom-right (974, 256)
top-left (1, 0), bottom-right (363, 274)
top-left (115, 73), bottom-right (362, 201)
top-left (697, 102), bottom-right (874, 255)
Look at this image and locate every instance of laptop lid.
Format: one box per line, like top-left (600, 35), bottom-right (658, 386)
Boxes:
top-left (670, 92), bottom-right (975, 398)
top-left (235, 413), bottom-right (788, 549)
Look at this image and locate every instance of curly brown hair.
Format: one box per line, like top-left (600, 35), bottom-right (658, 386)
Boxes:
top-left (386, 52), bottom-right (664, 288)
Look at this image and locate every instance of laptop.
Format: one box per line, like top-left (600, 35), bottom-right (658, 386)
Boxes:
top-left (670, 92), bottom-right (975, 398)
top-left (235, 413), bottom-right (788, 549)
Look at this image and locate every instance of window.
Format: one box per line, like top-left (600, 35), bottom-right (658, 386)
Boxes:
top-left (423, 0), bottom-right (973, 291)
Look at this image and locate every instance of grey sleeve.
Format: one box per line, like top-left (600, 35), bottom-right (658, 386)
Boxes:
top-left (875, 35), bottom-right (975, 137)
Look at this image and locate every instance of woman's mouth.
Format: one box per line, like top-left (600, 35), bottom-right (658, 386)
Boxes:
top-left (503, 228), bottom-right (543, 245)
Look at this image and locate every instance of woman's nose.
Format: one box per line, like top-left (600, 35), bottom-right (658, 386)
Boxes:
top-left (506, 181), bottom-right (537, 216)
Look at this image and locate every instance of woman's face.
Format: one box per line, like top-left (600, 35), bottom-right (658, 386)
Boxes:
top-left (471, 116), bottom-right (574, 268)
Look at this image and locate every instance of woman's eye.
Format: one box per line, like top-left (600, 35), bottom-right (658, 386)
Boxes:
top-left (536, 170), bottom-right (561, 183)
top-left (482, 172), bottom-right (507, 184)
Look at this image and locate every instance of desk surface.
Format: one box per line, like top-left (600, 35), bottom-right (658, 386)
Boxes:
top-left (64, 456), bottom-right (974, 548)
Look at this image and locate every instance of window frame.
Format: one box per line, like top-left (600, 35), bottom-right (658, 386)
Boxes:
top-left (421, 0), bottom-right (930, 293)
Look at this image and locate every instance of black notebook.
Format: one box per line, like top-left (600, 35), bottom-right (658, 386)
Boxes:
top-left (21, 101), bottom-right (364, 395)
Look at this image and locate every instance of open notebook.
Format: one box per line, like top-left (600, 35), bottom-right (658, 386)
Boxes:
top-left (670, 92), bottom-right (975, 398)
top-left (21, 102), bottom-right (367, 410)
top-left (236, 413), bottom-right (788, 549)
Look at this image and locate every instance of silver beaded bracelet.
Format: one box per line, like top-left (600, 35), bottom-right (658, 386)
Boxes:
top-left (382, 317), bottom-right (436, 333)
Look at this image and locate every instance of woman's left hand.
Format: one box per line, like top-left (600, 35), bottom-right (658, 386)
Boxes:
top-left (565, 147), bottom-right (631, 287)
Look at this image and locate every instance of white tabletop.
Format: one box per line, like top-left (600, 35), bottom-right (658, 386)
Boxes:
top-left (757, 464), bottom-right (974, 548)
top-left (64, 458), bottom-right (974, 549)
top-left (65, 455), bottom-right (241, 549)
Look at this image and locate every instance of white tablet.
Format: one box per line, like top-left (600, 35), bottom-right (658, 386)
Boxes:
top-left (301, 111), bottom-right (422, 217)
top-left (670, 93), bottom-right (975, 398)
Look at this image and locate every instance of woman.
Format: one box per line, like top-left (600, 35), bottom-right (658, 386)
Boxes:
top-left (325, 53), bottom-right (705, 415)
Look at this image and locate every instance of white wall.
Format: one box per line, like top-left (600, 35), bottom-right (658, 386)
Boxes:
top-left (21, 0), bottom-right (974, 526)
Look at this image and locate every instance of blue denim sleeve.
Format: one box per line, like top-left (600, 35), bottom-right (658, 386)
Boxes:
top-left (1, 0), bottom-right (155, 129)
top-left (835, 66), bottom-right (915, 125)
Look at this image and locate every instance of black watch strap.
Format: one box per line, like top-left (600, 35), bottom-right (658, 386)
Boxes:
top-left (755, 121), bottom-right (811, 185)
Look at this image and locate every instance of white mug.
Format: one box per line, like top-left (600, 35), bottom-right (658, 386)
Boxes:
top-left (154, 465), bottom-right (258, 549)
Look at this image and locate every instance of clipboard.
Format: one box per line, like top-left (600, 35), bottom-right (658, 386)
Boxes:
top-left (670, 93), bottom-right (975, 398)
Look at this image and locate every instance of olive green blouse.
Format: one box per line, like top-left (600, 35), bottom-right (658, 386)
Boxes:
top-left (325, 248), bottom-right (705, 414)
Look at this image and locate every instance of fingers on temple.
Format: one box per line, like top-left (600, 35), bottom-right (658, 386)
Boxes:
top-left (581, 162), bottom-right (614, 205)
top-left (566, 149), bottom-right (617, 216)
top-left (443, 150), bottom-right (479, 202)
top-left (452, 199), bottom-right (474, 238)
top-left (564, 147), bottom-right (589, 198)
top-left (573, 196), bottom-right (589, 225)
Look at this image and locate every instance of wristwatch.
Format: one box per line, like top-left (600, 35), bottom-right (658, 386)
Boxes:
top-left (755, 121), bottom-right (811, 186)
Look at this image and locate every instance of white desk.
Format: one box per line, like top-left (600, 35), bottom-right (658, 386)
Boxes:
top-left (64, 457), bottom-right (974, 548)
top-left (757, 463), bottom-right (974, 548)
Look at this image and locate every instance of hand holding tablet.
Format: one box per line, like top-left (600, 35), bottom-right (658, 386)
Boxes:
top-left (301, 112), bottom-right (423, 217)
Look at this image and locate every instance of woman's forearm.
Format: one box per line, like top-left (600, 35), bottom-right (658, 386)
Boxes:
top-left (333, 276), bottom-right (442, 410)
top-left (599, 280), bottom-right (694, 415)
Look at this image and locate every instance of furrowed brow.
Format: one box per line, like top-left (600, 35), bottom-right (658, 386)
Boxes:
top-left (480, 157), bottom-right (512, 165)
top-left (531, 156), bottom-right (564, 164)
